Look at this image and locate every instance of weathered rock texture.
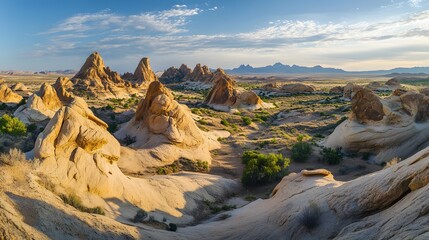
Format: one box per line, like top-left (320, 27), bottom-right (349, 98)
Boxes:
top-left (160, 64), bottom-right (191, 83)
top-left (325, 88), bottom-right (429, 163)
top-left (205, 69), bottom-right (272, 111)
top-left (281, 83), bottom-right (316, 93)
top-left (132, 57), bottom-right (158, 86)
top-left (0, 84), bottom-right (23, 104)
top-left (14, 80), bottom-right (70, 124)
top-left (115, 81), bottom-right (229, 172)
top-left (185, 64), bottom-right (213, 82)
top-left (11, 82), bottom-right (28, 92)
top-left (3, 144), bottom-right (429, 239)
top-left (31, 95), bottom-right (236, 225)
top-left (70, 52), bottom-right (137, 99)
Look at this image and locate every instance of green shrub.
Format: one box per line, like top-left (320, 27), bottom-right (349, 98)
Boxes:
top-left (220, 119), bottom-right (229, 126)
top-left (0, 114), bottom-right (27, 136)
top-left (123, 135), bottom-right (136, 146)
top-left (320, 147), bottom-right (343, 165)
top-left (241, 116), bottom-right (252, 126)
top-left (60, 193), bottom-right (105, 215)
top-left (241, 150), bottom-right (290, 186)
top-left (291, 141), bottom-right (312, 162)
top-left (133, 209), bottom-right (148, 223)
top-left (27, 123), bottom-right (38, 133)
top-left (168, 223), bottom-right (177, 232)
top-left (299, 203), bottom-right (321, 230)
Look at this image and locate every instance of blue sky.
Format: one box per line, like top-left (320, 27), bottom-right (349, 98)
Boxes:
top-left (1, 0), bottom-right (429, 72)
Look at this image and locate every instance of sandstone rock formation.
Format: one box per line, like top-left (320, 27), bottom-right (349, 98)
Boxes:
top-left (386, 78), bottom-right (401, 87)
top-left (71, 52), bottom-right (137, 99)
top-left (0, 84), bottom-right (23, 104)
top-left (185, 64), bottom-right (213, 82)
top-left (115, 81), bottom-right (229, 172)
top-left (31, 95), bottom-right (237, 225)
top-left (325, 88), bottom-right (429, 163)
top-left (14, 83), bottom-right (64, 124)
top-left (160, 64), bottom-right (191, 83)
top-left (11, 82), bottom-right (28, 92)
top-left (205, 69), bottom-right (273, 111)
top-left (329, 86), bottom-right (344, 94)
top-left (132, 57), bottom-right (158, 86)
top-left (343, 83), bottom-right (364, 99)
top-left (281, 83), bottom-right (316, 93)
top-left (367, 79), bottom-right (402, 91)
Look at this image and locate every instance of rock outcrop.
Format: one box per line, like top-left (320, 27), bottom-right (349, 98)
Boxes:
top-left (185, 64), bottom-right (213, 82)
top-left (71, 52), bottom-right (137, 99)
top-left (324, 88), bottom-right (429, 163)
top-left (329, 86), bottom-right (344, 94)
top-left (132, 57), bottom-right (157, 86)
top-left (160, 64), bottom-right (191, 83)
top-left (0, 84), bottom-right (23, 104)
top-left (343, 83), bottom-right (364, 99)
top-left (32, 95), bottom-right (237, 225)
top-left (205, 69), bottom-right (272, 111)
top-left (11, 82), bottom-right (28, 92)
top-left (115, 81), bottom-right (229, 171)
top-left (14, 83), bottom-right (64, 124)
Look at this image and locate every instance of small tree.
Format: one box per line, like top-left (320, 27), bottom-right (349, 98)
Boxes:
top-left (320, 147), bottom-right (343, 165)
top-left (291, 141), bottom-right (312, 162)
top-left (241, 150), bottom-right (290, 186)
top-left (0, 114), bottom-right (27, 136)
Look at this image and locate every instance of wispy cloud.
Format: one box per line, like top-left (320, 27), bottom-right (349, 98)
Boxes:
top-left (35, 7), bottom-right (429, 71)
top-left (46, 5), bottom-right (201, 35)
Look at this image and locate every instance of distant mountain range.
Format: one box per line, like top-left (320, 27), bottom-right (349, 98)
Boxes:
top-left (226, 63), bottom-right (429, 75)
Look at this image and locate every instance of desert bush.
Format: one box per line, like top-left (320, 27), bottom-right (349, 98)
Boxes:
top-left (133, 209), bottom-right (148, 223)
top-left (27, 123), bottom-right (37, 133)
top-left (0, 148), bottom-right (26, 166)
top-left (241, 116), bottom-right (252, 126)
top-left (384, 157), bottom-right (400, 168)
top-left (291, 141), bottom-right (312, 162)
top-left (60, 193), bottom-right (105, 215)
top-left (299, 203), bottom-right (321, 230)
top-left (0, 114), bottom-right (27, 136)
top-left (220, 119), bottom-right (229, 126)
top-left (168, 223), bottom-right (177, 232)
top-left (320, 147), bottom-right (343, 165)
top-left (108, 122), bottom-right (118, 133)
top-left (241, 150), bottom-right (290, 186)
top-left (123, 135), bottom-right (136, 146)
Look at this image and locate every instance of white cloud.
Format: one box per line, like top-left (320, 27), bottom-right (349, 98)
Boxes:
top-left (35, 9), bottom-right (429, 71)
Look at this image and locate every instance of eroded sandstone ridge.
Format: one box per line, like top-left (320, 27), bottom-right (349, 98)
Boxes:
top-left (160, 64), bottom-right (191, 83)
top-left (324, 88), bottom-right (429, 163)
top-left (70, 52), bottom-right (137, 99)
top-left (205, 69), bottom-right (273, 111)
top-left (0, 84), bottom-right (23, 104)
top-left (14, 78), bottom-right (72, 124)
top-left (115, 81), bottom-right (229, 172)
top-left (131, 57), bottom-right (158, 86)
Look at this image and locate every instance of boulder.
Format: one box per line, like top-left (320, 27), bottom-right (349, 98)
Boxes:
top-left (0, 84), bottom-right (23, 104)
top-left (205, 69), bottom-right (272, 111)
top-left (329, 86), bottom-right (344, 94)
top-left (325, 89), bottom-right (429, 163)
top-left (386, 78), bottom-right (401, 86)
top-left (351, 88), bottom-right (385, 123)
top-left (343, 83), bottom-right (364, 99)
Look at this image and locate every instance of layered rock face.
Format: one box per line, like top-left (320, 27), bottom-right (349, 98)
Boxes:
top-left (160, 64), bottom-right (191, 83)
top-left (0, 84), bottom-right (23, 104)
top-left (205, 69), bottom-right (271, 111)
top-left (33, 95), bottom-right (236, 224)
top-left (71, 52), bottom-right (136, 99)
top-left (324, 88), bottom-right (429, 163)
top-left (14, 80), bottom-right (68, 124)
top-left (11, 82), bottom-right (28, 92)
top-left (132, 57), bottom-right (158, 86)
top-left (115, 81), bottom-right (229, 172)
top-left (185, 64), bottom-right (213, 82)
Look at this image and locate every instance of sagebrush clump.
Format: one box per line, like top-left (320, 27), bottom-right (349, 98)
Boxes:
top-left (291, 141), bottom-right (312, 162)
top-left (299, 203), bottom-right (321, 231)
top-left (0, 114), bottom-right (27, 136)
top-left (241, 150), bottom-right (289, 186)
